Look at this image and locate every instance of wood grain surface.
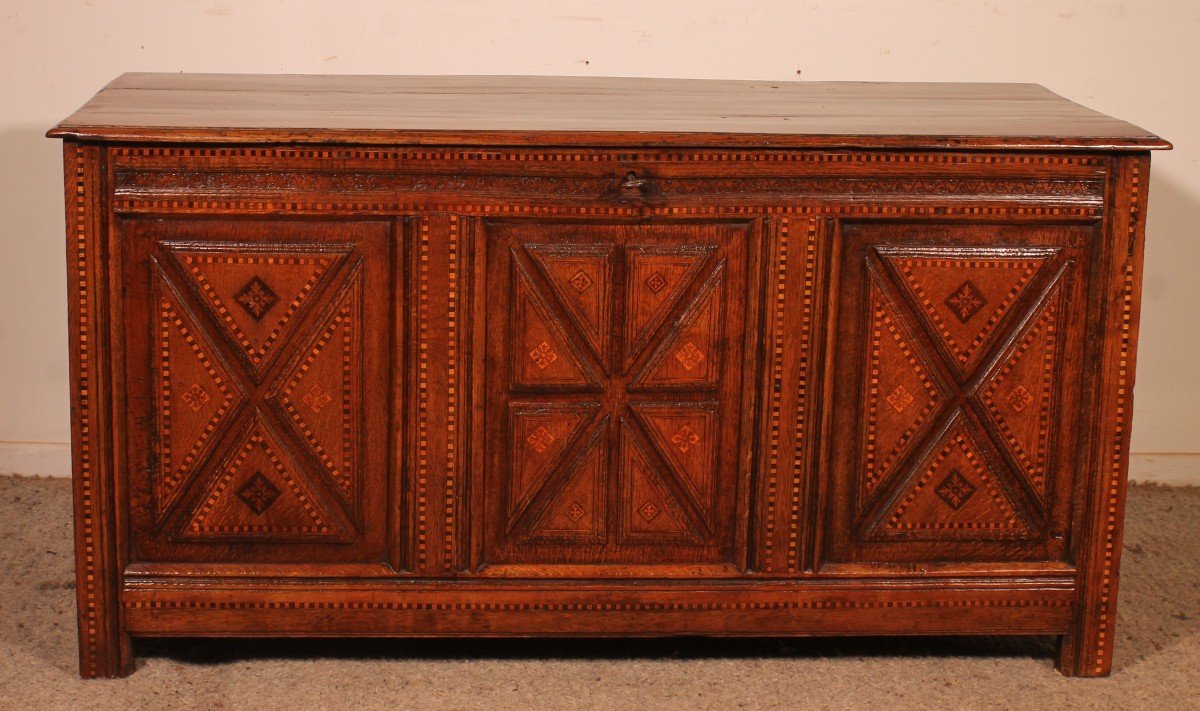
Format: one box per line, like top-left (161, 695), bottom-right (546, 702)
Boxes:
top-left (48, 73), bottom-right (1169, 150)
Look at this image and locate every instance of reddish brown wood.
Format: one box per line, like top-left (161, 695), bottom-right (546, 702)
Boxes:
top-left (47, 74), bottom-right (1169, 151)
top-left (50, 74), bottom-right (1167, 678)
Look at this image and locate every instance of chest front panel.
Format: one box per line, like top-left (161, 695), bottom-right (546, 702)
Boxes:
top-left (823, 221), bottom-right (1094, 567)
top-left (119, 218), bottom-right (395, 565)
top-left (479, 221), bottom-right (759, 572)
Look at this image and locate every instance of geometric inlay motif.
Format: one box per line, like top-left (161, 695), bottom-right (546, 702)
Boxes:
top-left (569, 270), bottom-right (593, 293)
top-left (529, 341), bottom-right (559, 369)
top-left (302, 384), bottom-right (333, 414)
top-left (511, 263), bottom-right (600, 389)
top-left (1007, 385), bottom-right (1034, 413)
top-left (155, 286), bottom-right (243, 526)
top-left (181, 383), bottom-right (210, 412)
top-left (885, 385), bottom-right (915, 413)
top-left (860, 281), bottom-right (943, 500)
top-left (675, 342), bottom-right (705, 371)
top-left (638, 501), bottom-right (661, 521)
top-left (526, 426), bottom-right (556, 453)
top-left (671, 425), bottom-right (700, 453)
top-left (620, 426), bottom-right (703, 544)
top-left (934, 469), bottom-right (976, 510)
top-left (495, 224), bottom-right (742, 559)
top-left (234, 276), bottom-right (279, 321)
top-left (873, 420), bottom-right (1035, 541)
top-left (508, 406), bottom-right (596, 522)
top-left (631, 404), bottom-right (719, 518)
top-left (525, 243), bottom-right (615, 364)
top-left (633, 268), bottom-right (725, 389)
top-left (623, 244), bottom-right (713, 366)
top-left (235, 471), bottom-right (281, 514)
top-left (979, 289), bottom-right (1065, 505)
top-left (519, 424), bottom-right (608, 544)
top-left (633, 405), bottom-right (715, 521)
top-left (944, 280), bottom-right (986, 323)
top-left (853, 243), bottom-right (1072, 548)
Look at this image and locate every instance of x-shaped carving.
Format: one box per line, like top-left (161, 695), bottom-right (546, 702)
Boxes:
top-left (853, 245), bottom-right (1068, 540)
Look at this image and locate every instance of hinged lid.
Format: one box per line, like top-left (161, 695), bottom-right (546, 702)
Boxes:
top-left (48, 73), bottom-right (1170, 151)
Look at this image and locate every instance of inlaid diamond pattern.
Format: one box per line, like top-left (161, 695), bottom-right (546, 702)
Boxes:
top-left (671, 425), bottom-right (700, 453)
top-left (568, 270), bottom-right (593, 293)
top-left (234, 276), bottom-right (279, 321)
top-left (1008, 385), bottom-right (1034, 412)
top-left (302, 384), bottom-right (333, 414)
top-left (526, 426), bottom-right (556, 453)
top-left (934, 468), bottom-right (977, 511)
top-left (885, 385), bottom-right (915, 413)
top-left (181, 383), bottom-right (210, 412)
top-left (675, 342), bottom-right (705, 371)
top-left (529, 341), bottom-right (559, 369)
top-left (236, 471), bottom-right (281, 515)
top-left (944, 280), bottom-right (987, 323)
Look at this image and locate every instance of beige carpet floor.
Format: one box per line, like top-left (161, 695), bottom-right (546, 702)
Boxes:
top-left (0, 475), bottom-right (1196, 710)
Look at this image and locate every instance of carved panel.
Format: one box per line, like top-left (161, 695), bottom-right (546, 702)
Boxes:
top-left (880, 251), bottom-right (1051, 376)
top-left (121, 218), bottom-right (392, 565)
top-left (484, 221), bottom-right (754, 569)
top-left (510, 258), bottom-right (602, 391)
top-left (868, 417), bottom-right (1035, 541)
top-left (180, 418), bottom-right (346, 541)
top-left (272, 272), bottom-right (363, 511)
top-left (152, 273), bottom-right (245, 525)
top-left (165, 244), bottom-right (349, 378)
top-left (827, 222), bottom-right (1091, 564)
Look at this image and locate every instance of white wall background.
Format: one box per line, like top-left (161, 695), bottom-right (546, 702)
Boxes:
top-left (1, 1), bottom-right (1197, 481)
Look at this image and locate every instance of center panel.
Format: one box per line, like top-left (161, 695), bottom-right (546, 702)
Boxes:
top-left (480, 220), bottom-right (758, 573)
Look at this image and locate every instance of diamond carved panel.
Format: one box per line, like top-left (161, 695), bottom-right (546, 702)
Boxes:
top-left (839, 235), bottom-right (1080, 556)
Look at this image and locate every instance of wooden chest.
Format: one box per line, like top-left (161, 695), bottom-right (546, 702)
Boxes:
top-left (48, 74), bottom-right (1169, 677)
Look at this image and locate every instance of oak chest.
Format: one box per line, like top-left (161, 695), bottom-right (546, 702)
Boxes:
top-left (48, 74), bottom-right (1169, 677)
